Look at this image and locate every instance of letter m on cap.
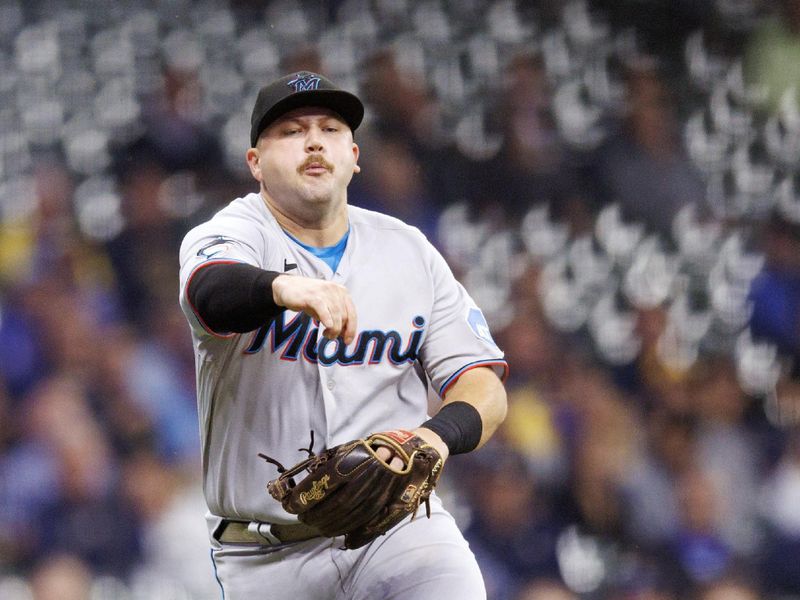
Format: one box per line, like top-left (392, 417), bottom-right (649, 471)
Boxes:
top-left (288, 72), bottom-right (321, 92)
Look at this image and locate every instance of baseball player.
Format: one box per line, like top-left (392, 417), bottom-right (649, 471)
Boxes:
top-left (178, 71), bottom-right (508, 599)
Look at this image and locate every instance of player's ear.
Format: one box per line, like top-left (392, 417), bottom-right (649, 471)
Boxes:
top-left (246, 147), bottom-right (263, 182)
top-left (352, 143), bottom-right (360, 174)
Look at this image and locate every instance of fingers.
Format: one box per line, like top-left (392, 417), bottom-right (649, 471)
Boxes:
top-left (272, 275), bottom-right (357, 344)
top-left (315, 286), bottom-right (354, 344)
top-left (375, 446), bottom-right (405, 470)
top-left (342, 293), bottom-right (358, 345)
top-left (317, 303), bottom-right (341, 342)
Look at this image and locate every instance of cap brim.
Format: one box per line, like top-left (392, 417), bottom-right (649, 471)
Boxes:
top-left (251, 89), bottom-right (364, 146)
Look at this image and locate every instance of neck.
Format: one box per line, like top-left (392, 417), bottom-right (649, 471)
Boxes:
top-left (261, 190), bottom-right (349, 247)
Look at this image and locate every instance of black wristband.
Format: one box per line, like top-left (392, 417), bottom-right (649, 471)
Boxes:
top-left (421, 401), bottom-right (483, 455)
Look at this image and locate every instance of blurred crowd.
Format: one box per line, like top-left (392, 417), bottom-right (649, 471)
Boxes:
top-left (1, 0), bottom-right (800, 599)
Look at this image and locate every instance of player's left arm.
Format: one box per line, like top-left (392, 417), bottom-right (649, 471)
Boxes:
top-left (413, 366), bottom-right (507, 461)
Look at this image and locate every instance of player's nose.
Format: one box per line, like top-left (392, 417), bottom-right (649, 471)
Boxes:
top-left (305, 127), bottom-right (324, 153)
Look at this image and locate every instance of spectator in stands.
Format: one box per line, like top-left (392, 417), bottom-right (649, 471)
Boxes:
top-left (472, 52), bottom-right (592, 230)
top-left (94, 324), bottom-right (199, 467)
top-left (359, 48), bottom-right (458, 219)
top-left (534, 367), bottom-right (642, 593)
top-left (745, 0), bottom-right (800, 114)
top-left (29, 553), bottom-right (93, 600)
top-left (621, 410), bottom-right (696, 550)
top-left (104, 149), bottom-right (183, 330)
top-left (758, 430), bottom-right (800, 595)
top-left (0, 156), bottom-right (74, 286)
top-left (563, 427), bottom-right (630, 543)
top-left (748, 212), bottom-right (800, 369)
top-left (459, 446), bottom-right (563, 600)
top-left (1, 153), bottom-right (127, 392)
top-left (348, 134), bottom-right (442, 243)
top-left (26, 375), bottom-right (142, 577)
top-left (361, 48), bottom-right (438, 148)
top-left (134, 53), bottom-right (224, 182)
top-left (0, 375), bottom-right (141, 575)
top-left (501, 383), bottom-right (567, 487)
top-left (689, 358), bottom-right (763, 555)
top-left (661, 468), bottom-right (735, 592)
top-left (121, 450), bottom-right (219, 598)
top-left (496, 292), bottom-right (566, 392)
top-left (90, 331), bottom-right (162, 459)
top-left (588, 58), bottom-right (706, 237)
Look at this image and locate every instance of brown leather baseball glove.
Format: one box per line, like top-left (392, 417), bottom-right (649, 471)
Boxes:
top-left (264, 429), bottom-right (443, 549)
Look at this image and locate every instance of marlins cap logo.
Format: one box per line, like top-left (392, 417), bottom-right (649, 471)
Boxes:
top-left (287, 72), bottom-right (321, 93)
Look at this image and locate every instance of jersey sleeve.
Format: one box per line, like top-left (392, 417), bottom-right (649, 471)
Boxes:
top-left (418, 243), bottom-right (509, 398)
top-left (179, 214), bottom-right (269, 338)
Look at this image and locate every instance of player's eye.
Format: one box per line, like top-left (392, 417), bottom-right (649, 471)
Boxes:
top-left (283, 128), bottom-right (302, 135)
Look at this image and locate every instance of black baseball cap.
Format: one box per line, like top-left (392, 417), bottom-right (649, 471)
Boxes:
top-left (249, 71), bottom-right (364, 146)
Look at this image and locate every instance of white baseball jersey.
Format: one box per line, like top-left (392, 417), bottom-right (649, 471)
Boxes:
top-left (179, 192), bottom-right (507, 525)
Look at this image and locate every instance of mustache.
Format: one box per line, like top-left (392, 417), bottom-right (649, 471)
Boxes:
top-left (297, 154), bottom-right (335, 174)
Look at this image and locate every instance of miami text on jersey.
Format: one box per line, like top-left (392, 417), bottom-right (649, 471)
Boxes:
top-left (244, 313), bottom-right (426, 366)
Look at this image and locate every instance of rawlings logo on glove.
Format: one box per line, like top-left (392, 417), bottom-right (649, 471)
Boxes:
top-left (261, 430), bottom-right (443, 549)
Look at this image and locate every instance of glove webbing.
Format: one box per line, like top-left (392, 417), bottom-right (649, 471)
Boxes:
top-left (258, 430), bottom-right (316, 482)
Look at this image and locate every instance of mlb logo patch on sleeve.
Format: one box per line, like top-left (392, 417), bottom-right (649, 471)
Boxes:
top-left (467, 308), bottom-right (496, 345)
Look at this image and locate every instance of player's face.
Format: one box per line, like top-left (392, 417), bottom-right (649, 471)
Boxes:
top-left (248, 107), bottom-right (360, 217)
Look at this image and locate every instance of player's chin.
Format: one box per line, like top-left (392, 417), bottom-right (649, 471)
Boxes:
top-left (299, 186), bottom-right (336, 205)
top-left (301, 177), bottom-right (337, 194)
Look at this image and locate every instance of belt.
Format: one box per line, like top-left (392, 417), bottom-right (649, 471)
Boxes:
top-left (213, 519), bottom-right (322, 546)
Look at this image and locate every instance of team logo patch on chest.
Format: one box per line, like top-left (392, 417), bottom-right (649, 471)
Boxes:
top-left (244, 313), bottom-right (426, 366)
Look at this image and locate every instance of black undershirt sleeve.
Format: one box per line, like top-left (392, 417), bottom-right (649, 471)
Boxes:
top-left (188, 263), bottom-right (284, 334)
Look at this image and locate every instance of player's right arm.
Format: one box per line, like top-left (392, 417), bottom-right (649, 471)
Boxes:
top-left (189, 265), bottom-right (356, 343)
top-left (179, 218), bottom-right (355, 342)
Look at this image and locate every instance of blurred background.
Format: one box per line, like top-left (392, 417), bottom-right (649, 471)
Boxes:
top-left (1, 0), bottom-right (799, 598)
